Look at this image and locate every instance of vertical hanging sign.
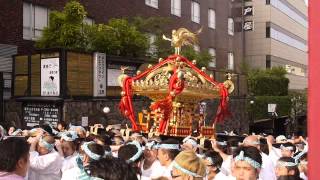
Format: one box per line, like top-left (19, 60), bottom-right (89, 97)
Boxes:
top-left (93, 52), bottom-right (106, 97)
top-left (41, 58), bottom-right (60, 96)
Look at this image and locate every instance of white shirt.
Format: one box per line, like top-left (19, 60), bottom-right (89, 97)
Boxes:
top-left (61, 152), bottom-right (78, 173)
top-left (141, 160), bottom-right (163, 180)
top-left (300, 172), bottom-right (308, 180)
top-left (269, 147), bottom-right (281, 167)
top-left (150, 162), bottom-right (173, 179)
top-left (28, 150), bottom-right (63, 180)
top-left (214, 172), bottom-right (229, 180)
top-left (259, 152), bottom-right (276, 180)
top-left (61, 166), bottom-right (81, 180)
top-left (205, 171), bottom-right (229, 180)
top-left (220, 155), bottom-right (232, 176)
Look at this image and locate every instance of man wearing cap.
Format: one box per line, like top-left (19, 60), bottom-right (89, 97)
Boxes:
top-left (242, 135), bottom-right (276, 180)
top-left (28, 134), bottom-right (63, 180)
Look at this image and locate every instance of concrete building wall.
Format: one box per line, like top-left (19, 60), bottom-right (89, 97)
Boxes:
top-left (244, 0), bottom-right (308, 90)
top-left (270, 7), bottom-right (307, 40)
top-left (270, 39), bottom-right (307, 66)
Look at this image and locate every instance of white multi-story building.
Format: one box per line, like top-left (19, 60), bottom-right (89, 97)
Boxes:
top-left (244, 0), bottom-right (308, 90)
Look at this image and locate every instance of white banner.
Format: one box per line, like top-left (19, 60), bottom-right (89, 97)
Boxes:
top-left (268, 104), bottom-right (277, 113)
top-left (108, 69), bottom-right (122, 86)
top-left (93, 52), bottom-right (107, 97)
top-left (41, 58), bottom-right (60, 96)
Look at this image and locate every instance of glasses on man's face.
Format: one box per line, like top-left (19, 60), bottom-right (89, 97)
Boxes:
top-left (171, 170), bottom-right (182, 179)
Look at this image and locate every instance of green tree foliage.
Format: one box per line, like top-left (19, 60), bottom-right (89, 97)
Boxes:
top-left (131, 16), bottom-right (173, 59)
top-left (107, 19), bottom-right (148, 57)
top-left (180, 46), bottom-right (213, 68)
top-left (36, 1), bottom-right (148, 57)
top-left (248, 67), bottom-right (289, 96)
top-left (36, 1), bottom-right (88, 50)
top-left (247, 67), bottom-right (292, 120)
top-left (249, 96), bottom-right (292, 120)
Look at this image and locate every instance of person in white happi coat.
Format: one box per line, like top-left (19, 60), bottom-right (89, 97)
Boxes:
top-left (203, 150), bottom-right (228, 180)
top-left (151, 138), bottom-right (181, 179)
top-left (118, 141), bottom-right (145, 180)
top-left (170, 150), bottom-right (206, 180)
top-left (242, 135), bottom-right (277, 180)
top-left (28, 134), bottom-right (64, 180)
top-left (140, 140), bottom-right (164, 180)
top-left (232, 146), bottom-right (263, 180)
top-left (61, 141), bottom-right (105, 180)
top-left (60, 131), bottom-right (79, 173)
top-left (181, 136), bottom-right (198, 152)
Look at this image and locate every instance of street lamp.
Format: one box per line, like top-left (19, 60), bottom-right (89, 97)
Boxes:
top-left (103, 106), bottom-right (110, 114)
top-left (249, 100), bottom-right (255, 134)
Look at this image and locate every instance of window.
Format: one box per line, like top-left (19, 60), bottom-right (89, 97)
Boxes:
top-left (266, 26), bottom-right (271, 38)
top-left (266, 0), bottom-right (270, 4)
top-left (266, 55), bottom-right (271, 69)
top-left (208, 48), bottom-right (216, 67)
top-left (227, 52), bottom-right (234, 70)
top-left (171, 0), bottom-right (181, 17)
top-left (270, 0), bottom-right (307, 27)
top-left (191, 1), bottom-right (200, 23)
top-left (147, 33), bottom-right (157, 56)
top-left (145, 0), bottom-right (158, 9)
top-left (208, 9), bottom-right (216, 29)
top-left (228, 18), bottom-right (234, 36)
top-left (84, 17), bottom-right (94, 25)
top-left (194, 45), bottom-right (200, 52)
top-left (23, 2), bottom-right (49, 40)
top-left (270, 27), bottom-right (307, 51)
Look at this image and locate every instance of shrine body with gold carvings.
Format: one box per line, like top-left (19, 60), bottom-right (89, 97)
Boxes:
top-left (118, 28), bottom-right (234, 137)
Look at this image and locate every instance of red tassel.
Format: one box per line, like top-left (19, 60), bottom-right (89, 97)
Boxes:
top-left (213, 83), bottom-right (231, 124)
top-left (119, 77), bottom-right (138, 130)
top-left (150, 70), bottom-right (185, 133)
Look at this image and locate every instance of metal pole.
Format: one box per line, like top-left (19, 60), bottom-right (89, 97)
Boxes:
top-left (0, 72), bottom-right (3, 124)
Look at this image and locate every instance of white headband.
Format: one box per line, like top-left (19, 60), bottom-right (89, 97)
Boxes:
top-left (234, 151), bottom-right (261, 169)
top-left (81, 142), bottom-right (103, 161)
top-left (280, 144), bottom-right (294, 151)
top-left (155, 143), bottom-right (180, 150)
top-left (277, 161), bottom-right (297, 167)
top-left (127, 141), bottom-right (143, 163)
top-left (172, 161), bottom-right (203, 178)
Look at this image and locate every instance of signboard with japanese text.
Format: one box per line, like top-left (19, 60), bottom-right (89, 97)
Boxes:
top-left (41, 58), bottom-right (60, 96)
top-left (23, 103), bottom-right (61, 127)
top-left (243, 21), bottom-right (254, 31)
top-left (93, 53), bottom-right (106, 97)
top-left (107, 64), bottom-right (136, 86)
top-left (243, 6), bottom-right (253, 16)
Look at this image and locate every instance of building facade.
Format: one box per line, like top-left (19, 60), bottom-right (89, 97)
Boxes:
top-left (0, 0), bottom-right (244, 73)
top-left (244, 0), bottom-right (308, 90)
top-left (0, 0), bottom-right (250, 133)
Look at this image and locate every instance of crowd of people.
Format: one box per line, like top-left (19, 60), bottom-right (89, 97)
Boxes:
top-left (0, 122), bottom-right (308, 180)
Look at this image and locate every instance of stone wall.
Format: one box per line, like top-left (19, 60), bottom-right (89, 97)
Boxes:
top-left (202, 97), bottom-right (249, 134)
top-left (3, 99), bottom-right (23, 128)
top-left (3, 97), bottom-right (249, 133)
top-left (63, 97), bottom-right (151, 126)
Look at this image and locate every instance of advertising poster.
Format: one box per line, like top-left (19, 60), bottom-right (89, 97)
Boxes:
top-left (41, 58), bottom-right (60, 96)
